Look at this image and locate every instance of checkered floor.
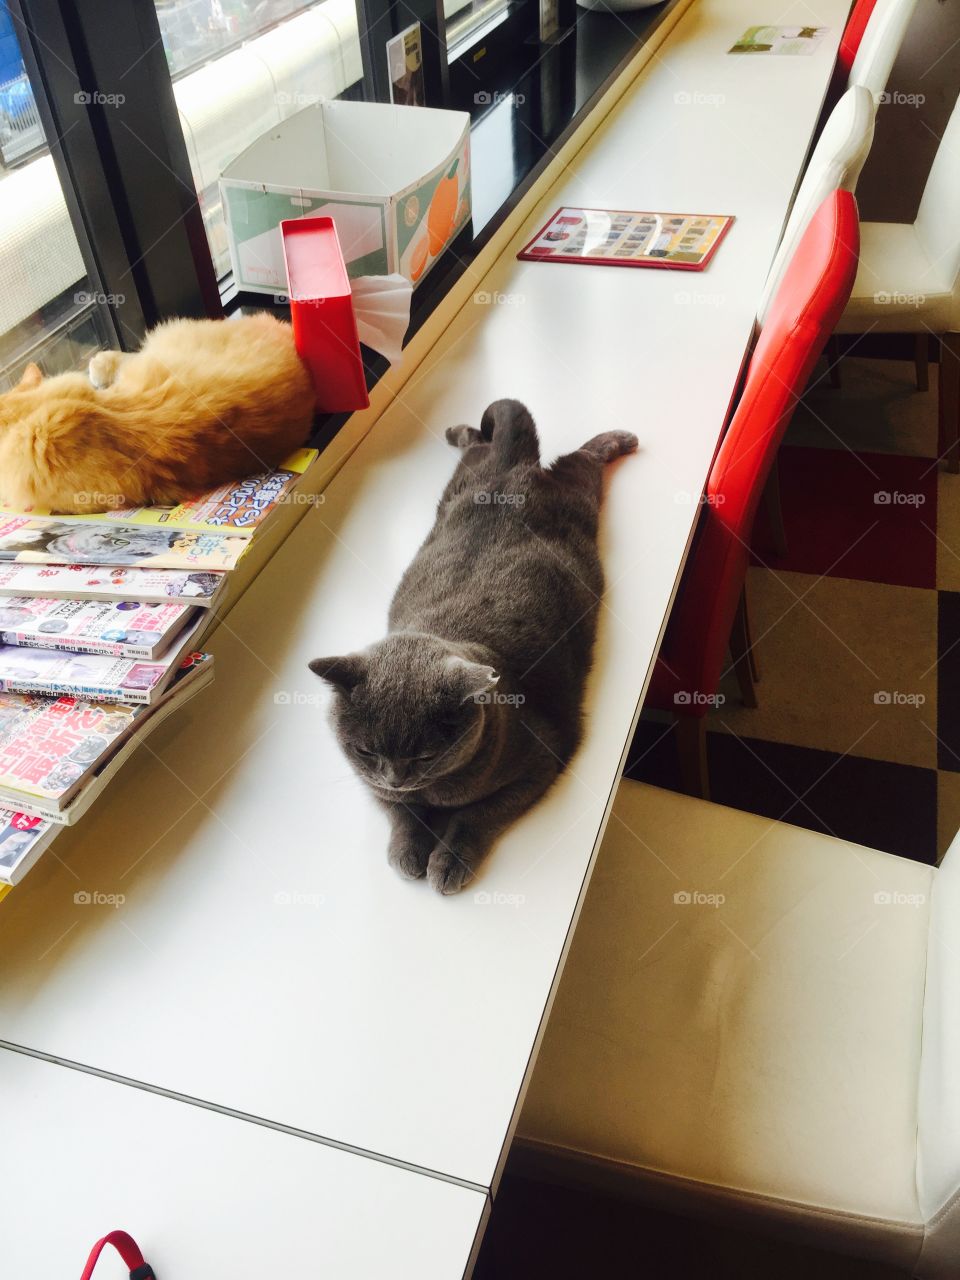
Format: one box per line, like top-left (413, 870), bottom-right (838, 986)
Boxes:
top-left (627, 355), bottom-right (959, 866)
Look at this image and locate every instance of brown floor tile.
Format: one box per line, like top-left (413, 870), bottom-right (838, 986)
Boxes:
top-left (711, 567), bottom-right (938, 770)
top-left (789, 357), bottom-right (938, 459)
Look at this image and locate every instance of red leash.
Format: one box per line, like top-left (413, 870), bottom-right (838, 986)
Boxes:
top-left (81, 1230), bottom-right (155, 1280)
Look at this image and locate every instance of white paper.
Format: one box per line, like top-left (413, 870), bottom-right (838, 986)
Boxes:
top-left (351, 273), bottom-right (413, 365)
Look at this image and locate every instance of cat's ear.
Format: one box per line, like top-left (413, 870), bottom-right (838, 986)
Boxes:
top-left (308, 654), bottom-right (366, 693)
top-left (15, 363), bottom-right (42, 390)
top-left (446, 655), bottom-right (499, 703)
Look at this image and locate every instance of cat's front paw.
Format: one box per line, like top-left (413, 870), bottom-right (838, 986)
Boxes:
top-left (427, 846), bottom-right (475, 895)
top-left (388, 834), bottom-right (431, 880)
top-left (88, 351), bottom-right (123, 389)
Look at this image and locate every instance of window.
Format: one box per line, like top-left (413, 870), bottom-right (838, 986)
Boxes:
top-left (0, 7), bottom-right (111, 386)
top-left (0, 0), bottom-right (369, 381)
top-left (157, 1), bottom-right (322, 80)
top-left (3, 0), bottom-right (670, 403)
top-left (156, 0), bottom-right (364, 278)
top-left (444, 0), bottom-right (513, 61)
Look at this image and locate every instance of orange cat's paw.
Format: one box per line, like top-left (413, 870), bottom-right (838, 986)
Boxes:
top-left (88, 351), bottom-right (124, 390)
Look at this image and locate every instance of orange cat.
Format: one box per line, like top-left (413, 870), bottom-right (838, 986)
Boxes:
top-left (0, 314), bottom-right (316, 514)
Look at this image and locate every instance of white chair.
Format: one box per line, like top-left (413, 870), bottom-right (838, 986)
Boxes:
top-left (756, 86), bottom-right (876, 329)
top-left (516, 780), bottom-right (960, 1278)
top-left (848, 0), bottom-right (920, 101)
top-left (836, 93), bottom-right (960, 470)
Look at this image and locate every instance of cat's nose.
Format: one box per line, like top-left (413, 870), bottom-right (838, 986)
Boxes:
top-left (383, 762), bottom-right (407, 787)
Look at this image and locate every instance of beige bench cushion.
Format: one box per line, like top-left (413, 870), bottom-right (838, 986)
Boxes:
top-left (838, 222), bottom-right (957, 334)
top-left (917, 828), bottom-right (960, 1276)
top-left (520, 781), bottom-right (932, 1232)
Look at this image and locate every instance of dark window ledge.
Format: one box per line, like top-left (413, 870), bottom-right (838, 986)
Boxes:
top-left (232, 0), bottom-right (685, 451)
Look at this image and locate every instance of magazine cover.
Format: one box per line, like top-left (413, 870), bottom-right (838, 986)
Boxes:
top-left (517, 207), bottom-right (734, 270)
top-left (0, 563), bottom-right (227, 608)
top-left (729, 25), bottom-right (829, 55)
top-left (0, 651), bottom-right (213, 811)
top-left (0, 516), bottom-right (248, 572)
top-left (0, 691), bottom-right (138, 808)
top-left (0, 646), bottom-right (168, 705)
top-left (0, 809), bottom-right (57, 886)
top-left (27, 653), bottom-right (215, 827)
top-left (0, 597), bottom-right (194, 659)
top-left (0, 448), bottom-right (319, 535)
top-left (0, 617), bottom-right (203, 703)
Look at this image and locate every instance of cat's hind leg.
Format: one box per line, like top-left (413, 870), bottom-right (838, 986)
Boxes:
top-left (445, 425), bottom-right (484, 449)
top-left (549, 431), bottom-right (638, 502)
top-left (578, 430), bottom-right (639, 463)
top-left (438, 425), bottom-right (497, 506)
top-left (439, 401), bottom-right (541, 506)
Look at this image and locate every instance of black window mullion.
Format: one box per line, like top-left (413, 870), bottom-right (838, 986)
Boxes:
top-left (83, 0), bottom-right (222, 327)
top-left (14, 0), bottom-right (221, 350)
top-left (10, 0), bottom-right (143, 345)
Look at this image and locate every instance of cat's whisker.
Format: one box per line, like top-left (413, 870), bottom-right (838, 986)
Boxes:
top-left (314, 773), bottom-right (363, 790)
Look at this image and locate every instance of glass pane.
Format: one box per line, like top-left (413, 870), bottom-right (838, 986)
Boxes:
top-left (0, 10), bottom-right (111, 385)
top-left (158, 1), bottom-right (320, 79)
top-left (445, 0), bottom-right (512, 60)
top-left (156, 0), bottom-right (365, 280)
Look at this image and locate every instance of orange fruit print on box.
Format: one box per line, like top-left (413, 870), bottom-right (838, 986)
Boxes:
top-left (410, 233), bottom-right (429, 281)
top-left (427, 159), bottom-right (460, 256)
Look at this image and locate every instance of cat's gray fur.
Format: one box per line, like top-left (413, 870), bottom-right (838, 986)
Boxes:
top-left (310, 399), bottom-right (637, 894)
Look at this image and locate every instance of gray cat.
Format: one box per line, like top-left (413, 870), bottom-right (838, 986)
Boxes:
top-left (310, 399), bottom-right (637, 894)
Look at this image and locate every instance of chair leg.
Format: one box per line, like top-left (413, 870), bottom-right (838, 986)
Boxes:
top-left (939, 333), bottom-right (960, 474)
top-left (730, 585), bottom-right (760, 708)
top-left (915, 333), bottom-right (929, 392)
top-left (826, 334), bottom-right (842, 389)
top-left (674, 716), bottom-right (709, 801)
top-left (760, 453), bottom-right (788, 558)
top-left (743, 585), bottom-right (760, 683)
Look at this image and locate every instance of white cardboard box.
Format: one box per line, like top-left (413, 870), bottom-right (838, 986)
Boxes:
top-left (221, 99), bottom-right (471, 294)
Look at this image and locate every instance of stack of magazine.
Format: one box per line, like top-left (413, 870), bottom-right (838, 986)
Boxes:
top-left (0, 448), bottom-right (317, 896)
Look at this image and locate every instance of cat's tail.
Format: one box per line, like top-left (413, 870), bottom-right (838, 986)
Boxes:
top-left (479, 398), bottom-right (541, 468)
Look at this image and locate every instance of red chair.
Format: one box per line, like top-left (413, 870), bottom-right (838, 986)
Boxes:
top-left (825, 0), bottom-right (917, 113)
top-left (836, 0), bottom-right (879, 83)
top-left (644, 190), bottom-right (860, 797)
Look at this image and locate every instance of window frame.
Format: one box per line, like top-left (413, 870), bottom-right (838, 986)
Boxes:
top-left (13, 0), bottom-right (223, 352)
top-left (6, 0), bottom-right (677, 390)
